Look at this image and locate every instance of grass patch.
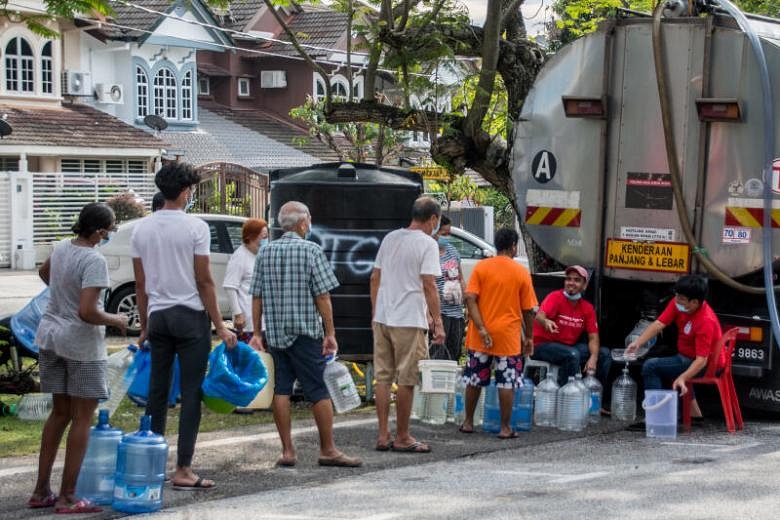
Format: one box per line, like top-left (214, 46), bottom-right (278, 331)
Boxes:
top-left (0, 394), bottom-right (318, 458)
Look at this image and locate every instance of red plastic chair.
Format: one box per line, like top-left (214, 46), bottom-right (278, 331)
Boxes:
top-left (682, 327), bottom-right (743, 433)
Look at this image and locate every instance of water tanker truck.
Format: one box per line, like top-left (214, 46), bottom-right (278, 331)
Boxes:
top-left (512, 1), bottom-right (780, 411)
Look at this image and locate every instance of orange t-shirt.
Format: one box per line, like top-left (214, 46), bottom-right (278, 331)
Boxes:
top-left (465, 255), bottom-right (538, 356)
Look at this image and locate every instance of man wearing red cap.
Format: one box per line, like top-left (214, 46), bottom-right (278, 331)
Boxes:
top-left (532, 266), bottom-right (611, 392)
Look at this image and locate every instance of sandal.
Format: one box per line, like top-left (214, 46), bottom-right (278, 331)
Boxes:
top-left (172, 476), bottom-right (215, 490)
top-left (54, 499), bottom-right (102, 514)
top-left (27, 493), bottom-right (57, 509)
top-left (375, 441), bottom-right (393, 452)
top-left (391, 441), bottom-right (431, 453)
top-left (497, 431), bottom-right (519, 439)
top-left (458, 425), bottom-right (475, 434)
top-left (317, 453), bottom-right (362, 467)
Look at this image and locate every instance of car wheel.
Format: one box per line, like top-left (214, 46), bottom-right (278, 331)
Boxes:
top-left (108, 285), bottom-right (141, 336)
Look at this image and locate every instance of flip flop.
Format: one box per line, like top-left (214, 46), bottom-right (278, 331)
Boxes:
top-left (317, 453), bottom-right (362, 467)
top-left (275, 457), bottom-right (297, 467)
top-left (27, 493), bottom-right (57, 509)
top-left (458, 425), bottom-right (475, 434)
top-left (172, 477), bottom-right (215, 490)
top-left (375, 441), bottom-right (393, 451)
top-left (391, 441), bottom-right (431, 453)
top-left (497, 431), bottom-right (519, 439)
top-left (54, 499), bottom-right (102, 514)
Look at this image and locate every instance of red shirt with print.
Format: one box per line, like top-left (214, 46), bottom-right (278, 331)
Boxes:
top-left (657, 299), bottom-right (724, 366)
top-left (533, 289), bottom-right (599, 346)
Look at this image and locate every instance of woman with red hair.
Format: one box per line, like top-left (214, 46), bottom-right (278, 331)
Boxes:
top-left (223, 218), bottom-right (268, 343)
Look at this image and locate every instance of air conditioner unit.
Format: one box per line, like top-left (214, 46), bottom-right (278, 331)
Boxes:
top-left (62, 70), bottom-right (91, 96)
top-left (260, 70), bottom-right (287, 89)
top-left (95, 83), bottom-right (124, 104)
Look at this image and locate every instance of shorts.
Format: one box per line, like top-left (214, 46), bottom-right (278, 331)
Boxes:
top-left (38, 349), bottom-right (108, 400)
top-left (373, 322), bottom-right (428, 387)
top-left (269, 335), bottom-right (329, 403)
top-left (462, 350), bottom-right (524, 389)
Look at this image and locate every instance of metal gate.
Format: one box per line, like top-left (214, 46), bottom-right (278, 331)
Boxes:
top-left (0, 174), bottom-right (11, 267)
top-left (194, 162), bottom-right (269, 219)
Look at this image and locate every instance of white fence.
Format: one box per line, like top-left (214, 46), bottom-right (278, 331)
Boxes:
top-left (0, 175), bottom-right (10, 267)
top-left (32, 171), bottom-right (157, 247)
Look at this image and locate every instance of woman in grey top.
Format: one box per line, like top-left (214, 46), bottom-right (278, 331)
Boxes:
top-left (28, 203), bottom-right (128, 514)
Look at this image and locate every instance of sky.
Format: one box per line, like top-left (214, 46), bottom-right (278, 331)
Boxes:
top-left (460, 0), bottom-right (549, 36)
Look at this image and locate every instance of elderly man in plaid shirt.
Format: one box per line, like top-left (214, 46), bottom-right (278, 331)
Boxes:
top-left (249, 201), bottom-right (361, 468)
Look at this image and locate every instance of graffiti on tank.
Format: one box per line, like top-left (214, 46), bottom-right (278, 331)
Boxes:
top-left (311, 226), bottom-right (380, 276)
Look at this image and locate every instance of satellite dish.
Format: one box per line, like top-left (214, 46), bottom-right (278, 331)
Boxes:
top-left (0, 119), bottom-right (12, 139)
top-left (144, 114), bottom-right (168, 134)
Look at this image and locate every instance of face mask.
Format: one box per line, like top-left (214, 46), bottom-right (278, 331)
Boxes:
top-left (563, 291), bottom-right (582, 301)
top-left (431, 218), bottom-right (441, 237)
top-left (675, 302), bottom-right (689, 313)
top-left (304, 221), bottom-right (312, 240)
top-left (185, 193), bottom-right (195, 212)
top-left (259, 238), bottom-right (269, 248)
top-left (99, 231), bottom-right (113, 247)
top-left (437, 236), bottom-right (449, 248)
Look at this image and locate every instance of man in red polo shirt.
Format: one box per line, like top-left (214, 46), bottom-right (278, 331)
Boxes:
top-left (626, 274), bottom-right (723, 421)
top-left (532, 265), bottom-right (611, 389)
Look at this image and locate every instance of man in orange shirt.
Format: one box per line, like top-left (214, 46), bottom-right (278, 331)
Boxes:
top-left (460, 228), bottom-right (538, 438)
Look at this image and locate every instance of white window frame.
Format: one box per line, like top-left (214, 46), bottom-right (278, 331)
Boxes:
top-left (40, 41), bottom-right (53, 95)
top-left (60, 158), bottom-right (149, 173)
top-left (198, 76), bottom-right (210, 96)
top-left (136, 66), bottom-right (149, 118)
top-left (237, 77), bottom-right (251, 97)
top-left (153, 67), bottom-right (178, 120)
top-left (5, 36), bottom-right (34, 94)
top-left (181, 70), bottom-right (193, 120)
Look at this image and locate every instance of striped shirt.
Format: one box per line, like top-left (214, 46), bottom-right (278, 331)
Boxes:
top-left (249, 232), bottom-right (339, 349)
top-left (436, 244), bottom-right (464, 318)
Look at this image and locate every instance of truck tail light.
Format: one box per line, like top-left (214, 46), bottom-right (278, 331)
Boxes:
top-left (561, 96), bottom-right (607, 119)
top-left (726, 325), bottom-right (763, 343)
top-left (695, 98), bottom-right (742, 122)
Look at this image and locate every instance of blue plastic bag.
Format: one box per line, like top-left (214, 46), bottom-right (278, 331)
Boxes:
top-left (202, 341), bottom-right (267, 407)
top-left (127, 346), bottom-right (180, 407)
top-left (10, 288), bottom-right (50, 357)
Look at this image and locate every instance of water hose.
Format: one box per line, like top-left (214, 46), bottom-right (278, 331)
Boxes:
top-left (650, 2), bottom-right (780, 347)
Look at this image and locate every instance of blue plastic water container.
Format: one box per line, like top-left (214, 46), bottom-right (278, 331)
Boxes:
top-left (482, 383), bottom-right (501, 433)
top-left (127, 348), bottom-right (180, 408)
top-left (112, 415), bottom-right (168, 514)
top-left (76, 409), bottom-right (123, 505)
top-left (512, 378), bottom-right (534, 432)
top-left (10, 287), bottom-right (49, 357)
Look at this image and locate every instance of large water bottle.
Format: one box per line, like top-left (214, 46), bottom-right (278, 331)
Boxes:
top-left (17, 393), bottom-right (53, 421)
top-left (112, 415), bottom-right (168, 514)
top-left (76, 410), bottom-right (123, 505)
top-left (446, 369), bottom-right (463, 423)
top-left (411, 383), bottom-right (425, 420)
top-left (557, 377), bottom-right (586, 432)
top-left (323, 355), bottom-right (361, 413)
top-left (534, 373), bottom-right (559, 427)
top-left (574, 373), bottom-right (590, 429)
top-left (102, 345), bottom-right (139, 419)
top-left (611, 366), bottom-right (638, 421)
top-left (512, 377), bottom-right (534, 432)
top-left (625, 319), bottom-right (658, 352)
top-left (422, 393), bottom-right (449, 425)
top-left (482, 383), bottom-right (501, 433)
top-left (583, 369), bottom-right (603, 424)
top-left (452, 376), bottom-right (466, 424)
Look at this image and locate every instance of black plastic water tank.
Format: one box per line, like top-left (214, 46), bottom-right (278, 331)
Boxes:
top-left (269, 162), bottom-right (424, 360)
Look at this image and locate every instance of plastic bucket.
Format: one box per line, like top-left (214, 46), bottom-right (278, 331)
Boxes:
top-left (418, 360), bottom-right (458, 394)
top-left (247, 351), bottom-right (275, 410)
top-left (642, 390), bottom-right (678, 439)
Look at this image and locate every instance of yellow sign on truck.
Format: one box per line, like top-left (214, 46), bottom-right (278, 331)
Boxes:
top-left (604, 239), bottom-right (690, 274)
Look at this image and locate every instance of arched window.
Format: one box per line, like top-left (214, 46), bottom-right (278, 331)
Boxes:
top-left (352, 81), bottom-right (362, 100)
top-left (153, 67), bottom-right (177, 119)
top-left (136, 66), bottom-right (149, 118)
top-left (5, 37), bottom-right (34, 93)
top-left (315, 78), bottom-right (326, 101)
top-left (181, 70), bottom-right (193, 120)
top-left (41, 41), bottom-right (52, 94)
top-left (333, 80), bottom-right (348, 100)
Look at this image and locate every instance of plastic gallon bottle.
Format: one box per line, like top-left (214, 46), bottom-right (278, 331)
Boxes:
top-left (16, 393), bottom-right (52, 421)
top-left (422, 393), bottom-right (449, 425)
top-left (611, 366), bottom-right (638, 422)
top-left (512, 377), bottom-right (534, 432)
top-left (112, 415), bottom-right (168, 514)
top-left (557, 377), bottom-right (586, 432)
top-left (574, 373), bottom-right (590, 429)
top-left (482, 382), bottom-right (501, 433)
top-left (583, 369), bottom-right (603, 424)
top-left (323, 355), bottom-right (361, 413)
top-left (411, 382), bottom-right (425, 420)
top-left (453, 375), bottom-right (466, 425)
top-left (534, 373), bottom-right (559, 427)
top-left (76, 410), bottom-right (123, 505)
top-left (102, 345), bottom-right (139, 419)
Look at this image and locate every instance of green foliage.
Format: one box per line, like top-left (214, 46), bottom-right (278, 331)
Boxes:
top-left (480, 187), bottom-right (516, 230)
top-left (547, 0), bottom-right (654, 50)
top-left (204, 180), bottom-right (250, 216)
top-left (451, 73), bottom-right (509, 138)
top-left (105, 191), bottom-right (146, 223)
top-left (737, 0), bottom-right (780, 16)
top-left (3, 0), bottom-right (114, 37)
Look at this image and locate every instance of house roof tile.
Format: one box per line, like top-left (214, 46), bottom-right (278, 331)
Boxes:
top-left (260, 8), bottom-right (348, 58)
top-left (0, 103), bottom-right (167, 150)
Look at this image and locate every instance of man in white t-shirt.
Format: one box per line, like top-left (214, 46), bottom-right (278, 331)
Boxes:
top-left (370, 196), bottom-right (444, 454)
top-left (131, 162), bottom-right (236, 491)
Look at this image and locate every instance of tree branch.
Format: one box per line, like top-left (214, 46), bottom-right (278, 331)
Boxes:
top-left (463, 0), bottom-right (501, 137)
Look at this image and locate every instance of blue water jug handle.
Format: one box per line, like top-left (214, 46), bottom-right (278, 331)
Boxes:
top-left (324, 354), bottom-right (336, 363)
top-left (127, 344), bottom-right (138, 353)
